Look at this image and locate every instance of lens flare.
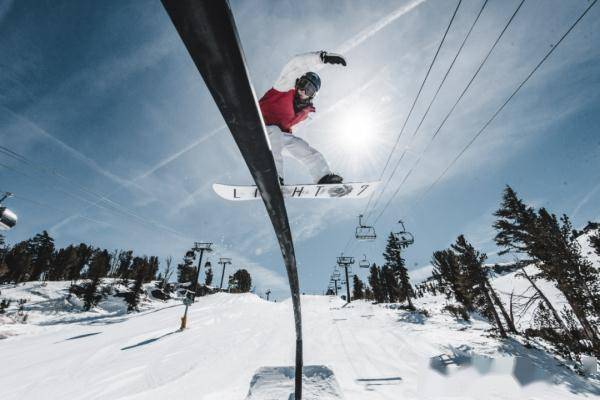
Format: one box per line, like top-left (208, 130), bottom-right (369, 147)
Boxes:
top-left (340, 107), bottom-right (375, 152)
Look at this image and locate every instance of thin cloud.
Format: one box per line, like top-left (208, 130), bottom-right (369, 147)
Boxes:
top-left (134, 125), bottom-right (226, 181)
top-left (334, 0), bottom-right (428, 55)
top-left (1, 104), bottom-right (150, 195)
top-left (572, 180), bottom-right (600, 220)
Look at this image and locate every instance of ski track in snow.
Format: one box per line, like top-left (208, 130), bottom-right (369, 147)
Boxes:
top-left (1, 258), bottom-right (600, 400)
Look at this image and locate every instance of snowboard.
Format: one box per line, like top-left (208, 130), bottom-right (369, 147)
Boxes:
top-left (213, 181), bottom-right (379, 201)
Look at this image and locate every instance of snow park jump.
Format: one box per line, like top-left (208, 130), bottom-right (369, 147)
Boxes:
top-left (1, 0), bottom-right (600, 399)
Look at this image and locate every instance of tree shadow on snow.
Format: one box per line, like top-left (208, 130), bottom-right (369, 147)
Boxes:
top-left (120, 330), bottom-right (178, 351)
top-left (64, 332), bottom-right (102, 341)
top-left (39, 314), bottom-right (127, 326)
top-left (498, 339), bottom-right (600, 395)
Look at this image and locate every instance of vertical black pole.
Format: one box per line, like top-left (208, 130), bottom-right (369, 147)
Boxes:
top-left (344, 266), bottom-right (351, 303)
top-left (192, 249), bottom-right (205, 299)
top-left (219, 263), bottom-right (227, 290)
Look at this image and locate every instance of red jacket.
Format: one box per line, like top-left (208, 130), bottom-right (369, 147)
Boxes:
top-left (259, 88), bottom-right (315, 133)
top-left (258, 52), bottom-right (323, 133)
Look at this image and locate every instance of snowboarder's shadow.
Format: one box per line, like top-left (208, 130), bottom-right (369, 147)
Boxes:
top-left (397, 311), bottom-right (426, 325)
top-left (120, 330), bottom-right (178, 350)
top-left (429, 341), bottom-right (600, 396)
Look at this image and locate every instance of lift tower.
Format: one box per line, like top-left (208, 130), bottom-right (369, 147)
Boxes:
top-left (336, 255), bottom-right (355, 303)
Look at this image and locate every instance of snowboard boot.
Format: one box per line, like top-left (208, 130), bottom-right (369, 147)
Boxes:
top-left (317, 173), bottom-right (343, 184)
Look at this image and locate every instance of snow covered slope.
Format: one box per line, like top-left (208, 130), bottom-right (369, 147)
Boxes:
top-left (0, 281), bottom-right (599, 399)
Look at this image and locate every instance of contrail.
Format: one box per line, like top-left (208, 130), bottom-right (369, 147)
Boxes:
top-left (334, 0), bottom-right (428, 54)
top-left (131, 0), bottom-right (429, 181)
top-left (39, 0), bottom-right (428, 233)
top-left (134, 125), bottom-right (226, 180)
top-left (1, 105), bottom-right (150, 195)
top-left (572, 179), bottom-right (600, 219)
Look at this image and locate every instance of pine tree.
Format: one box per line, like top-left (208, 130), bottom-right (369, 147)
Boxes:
top-left (117, 250), bottom-right (133, 280)
top-left (177, 256), bottom-right (196, 284)
top-left (494, 186), bottom-right (600, 350)
top-left (452, 235), bottom-right (507, 338)
top-left (432, 249), bottom-right (473, 309)
top-left (380, 265), bottom-right (395, 302)
top-left (382, 232), bottom-right (414, 308)
top-left (232, 269), bottom-right (251, 293)
top-left (81, 249), bottom-right (110, 311)
top-left (352, 275), bottom-right (364, 300)
top-left (494, 187), bottom-right (568, 332)
top-left (27, 231), bottom-right (55, 281)
top-left (125, 257), bottom-right (149, 311)
top-left (364, 287), bottom-right (373, 301)
top-left (368, 264), bottom-right (386, 303)
top-left (66, 244), bottom-right (93, 282)
top-left (4, 241), bottom-right (32, 283)
top-left (50, 246), bottom-right (78, 281)
top-left (146, 256), bottom-right (159, 282)
top-left (158, 256), bottom-right (174, 291)
top-left (493, 185), bottom-right (537, 255)
top-left (205, 267), bottom-right (214, 286)
top-left (0, 233), bottom-right (7, 280)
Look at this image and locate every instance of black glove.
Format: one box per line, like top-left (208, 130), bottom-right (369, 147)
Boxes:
top-left (320, 51), bottom-right (346, 66)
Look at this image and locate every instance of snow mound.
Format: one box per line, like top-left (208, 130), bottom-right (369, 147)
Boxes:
top-left (246, 365), bottom-right (343, 400)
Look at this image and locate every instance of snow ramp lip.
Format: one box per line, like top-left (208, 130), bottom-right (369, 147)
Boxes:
top-left (246, 365), bottom-right (343, 400)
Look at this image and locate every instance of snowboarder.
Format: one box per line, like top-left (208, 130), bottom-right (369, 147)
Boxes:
top-left (259, 51), bottom-right (347, 185)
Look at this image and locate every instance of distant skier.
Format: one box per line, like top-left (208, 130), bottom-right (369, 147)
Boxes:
top-left (259, 51), bottom-right (347, 185)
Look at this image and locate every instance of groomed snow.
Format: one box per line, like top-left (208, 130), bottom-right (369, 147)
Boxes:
top-left (0, 280), bottom-right (599, 399)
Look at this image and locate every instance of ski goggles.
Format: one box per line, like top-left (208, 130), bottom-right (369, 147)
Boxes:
top-left (296, 78), bottom-right (318, 97)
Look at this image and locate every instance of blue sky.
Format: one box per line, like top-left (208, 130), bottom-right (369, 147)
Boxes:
top-left (1, 0), bottom-right (599, 299)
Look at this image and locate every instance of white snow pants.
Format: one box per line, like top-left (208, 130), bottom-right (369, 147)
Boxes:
top-left (267, 125), bottom-right (331, 183)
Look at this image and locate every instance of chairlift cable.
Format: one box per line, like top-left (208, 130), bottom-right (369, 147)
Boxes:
top-left (373, 0), bottom-right (596, 225)
top-left (364, 0), bottom-right (490, 221)
top-left (0, 146), bottom-right (192, 241)
top-left (361, 0), bottom-right (464, 218)
top-left (416, 0), bottom-right (598, 204)
top-left (370, 0), bottom-right (527, 226)
top-left (341, 0), bottom-right (464, 255)
top-left (12, 194), bottom-right (107, 226)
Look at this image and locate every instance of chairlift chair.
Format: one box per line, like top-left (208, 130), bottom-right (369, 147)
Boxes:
top-left (0, 192), bottom-right (17, 230)
top-left (355, 214), bottom-right (376, 241)
top-left (394, 220), bottom-right (414, 247)
top-left (359, 254), bottom-right (370, 268)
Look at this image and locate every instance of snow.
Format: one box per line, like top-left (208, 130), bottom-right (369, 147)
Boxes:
top-left (579, 228), bottom-right (600, 268)
top-left (1, 279), bottom-right (599, 399)
top-left (247, 366), bottom-right (342, 400)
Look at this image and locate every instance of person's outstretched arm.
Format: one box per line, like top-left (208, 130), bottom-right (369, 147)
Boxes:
top-left (273, 51), bottom-right (347, 91)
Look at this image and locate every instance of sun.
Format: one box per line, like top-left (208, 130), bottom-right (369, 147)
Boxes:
top-left (339, 106), bottom-right (377, 152)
